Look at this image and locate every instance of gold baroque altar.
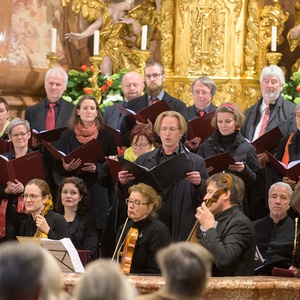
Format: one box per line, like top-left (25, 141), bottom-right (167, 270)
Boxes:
top-left (0, 0), bottom-right (298, 116)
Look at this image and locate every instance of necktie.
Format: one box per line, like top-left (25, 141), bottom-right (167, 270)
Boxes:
top-left (150, 97), bottom-right (158, 105)
top-left (45, 103), bottom-right (56, 130)
top-left (199, 111), bottom-right (205, 117)
top-left (258, 107), bottom-right (269, 137)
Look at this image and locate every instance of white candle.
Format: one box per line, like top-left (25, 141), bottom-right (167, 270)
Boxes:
top-left (93, 30), bottom-right (100, 56)
top-left (141, 25), bottom-right (148, 50)
top-left (271, 26), bottom-right (277, 52)
top-left (51, 28), bottom-right (57, 54)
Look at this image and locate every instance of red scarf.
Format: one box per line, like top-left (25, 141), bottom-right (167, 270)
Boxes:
top-left (74, 122), bottom-right (98, 144)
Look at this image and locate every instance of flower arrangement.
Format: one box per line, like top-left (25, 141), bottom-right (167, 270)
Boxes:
top-left (282, 71), bottom-right (300, 104)
top-left (62, 65), bottom-right (128, 114)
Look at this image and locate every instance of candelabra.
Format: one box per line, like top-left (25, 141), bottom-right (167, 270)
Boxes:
top-left (46, 54), bottom-right (59, 68)
top-left (265, 52), bottom-right (282, 66)
top-left (89, 55), bottom-right (103, 104)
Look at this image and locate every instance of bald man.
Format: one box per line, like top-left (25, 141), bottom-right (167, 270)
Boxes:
top-left (104, 71), bottom-right (145, 130)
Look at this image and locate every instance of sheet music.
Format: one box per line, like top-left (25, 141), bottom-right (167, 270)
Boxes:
top-left (41, 238), bottom-right (85, 273)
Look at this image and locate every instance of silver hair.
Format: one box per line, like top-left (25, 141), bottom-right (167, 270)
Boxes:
top-left (259, 65), bottom-right (285, 86)
top-left (7, 117), bottom-right (30, 134)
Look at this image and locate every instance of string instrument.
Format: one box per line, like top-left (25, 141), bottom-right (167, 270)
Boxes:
top-left (119, 227), bottom-right (139, 274)
top-left (34, 198), bottom-right (53, 238)
top-left (111, 217), bottom-right (139, 275)
top-left (186, 174), bottom-right (233, 243)
top-left (292, 217), bottom-right (300, 268)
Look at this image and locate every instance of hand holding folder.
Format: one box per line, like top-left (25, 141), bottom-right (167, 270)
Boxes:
top-left (43, 139), bottom-right (105, 173)
top-left (118, 153), bottom-right (193, 191)
top-left (205, 152), bottom-right (236, 176)
top-left (0, 151), bottom-right (45, 186)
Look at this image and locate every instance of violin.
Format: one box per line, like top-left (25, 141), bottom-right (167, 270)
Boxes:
top-left (111, 217), bottom-right (139, 275)
top-left (187, 174), bottom-right (233, 243)
top-left (34, 198), bottom-right (53, 238)
top-left (119, 227), bottom-right (139, 274)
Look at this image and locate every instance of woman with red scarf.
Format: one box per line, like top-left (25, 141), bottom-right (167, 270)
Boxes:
top-left (55, 95), bottom-right (117, 236)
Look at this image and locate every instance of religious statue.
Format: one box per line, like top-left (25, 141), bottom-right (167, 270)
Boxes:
top-left (62, 0), bottom-right (158, 76)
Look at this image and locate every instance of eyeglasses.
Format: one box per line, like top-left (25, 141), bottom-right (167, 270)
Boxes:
top-left (11, 131), bottom-right (28, 138)
top-left (145, 73), bottom-right (163, 80)
top-left (21, 194), bottom-right (43, 200)
top-left (193, 90), bottom-right (211, 97)
top-left (131, 142), bottom-right (149, 149)
top-left (160, 127), bottom-right (180, 132)
top-left (125, 198), bottom-right (148, 207)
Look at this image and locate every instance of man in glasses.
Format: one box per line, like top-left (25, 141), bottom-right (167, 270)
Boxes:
top-left (104, 71), bottom-right (145, 130)
top-left (185, 76), bottom-right (217, 152)
top-left (120, 61), bottom-right (188, 147)
top-left (118, 111), bottom-right (208, 241)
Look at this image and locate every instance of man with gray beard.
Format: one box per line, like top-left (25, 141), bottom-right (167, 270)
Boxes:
top-left (240, 65), bottom-right (296, 220)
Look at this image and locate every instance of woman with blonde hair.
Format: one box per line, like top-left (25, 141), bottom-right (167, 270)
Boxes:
top-left (114, 183), bottom-right (172, 274)
top-left (20, 178), bottom-right (68, 240)
top-left (197, 102), bottom-right (263, 220)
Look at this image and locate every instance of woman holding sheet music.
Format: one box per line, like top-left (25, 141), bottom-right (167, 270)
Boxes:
top-left (0, 118), bottom-right (37, 241)
top-left (197, 103), bottom-right (263, 220)
top-left (54, 95), bottom-right (117, 234)
top-left (275, 103), bottom-right (300, 189)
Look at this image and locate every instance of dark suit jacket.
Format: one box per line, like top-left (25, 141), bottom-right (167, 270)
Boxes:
top-left (104, 102), bottom-right (127, 130)
top-left (120, 92), bottom-right (188, 147)
top-left (240, 95), bottom-right (296, 142)
top-left (199, 206), bottom-right (256, 276)
top-left (187, 103), bottom-right (217, 120)
top-left (25, 98), bottom-right (74, 132)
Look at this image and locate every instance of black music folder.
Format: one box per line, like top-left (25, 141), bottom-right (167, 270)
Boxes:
top-left (118, 152), bottom-right (193, 190)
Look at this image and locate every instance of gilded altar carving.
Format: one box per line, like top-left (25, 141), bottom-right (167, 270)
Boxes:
top-left (244, 0), bottom-right (259, 75)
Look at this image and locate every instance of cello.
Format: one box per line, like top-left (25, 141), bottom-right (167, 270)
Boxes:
top-left (187, 174), bottom-right (232, 242)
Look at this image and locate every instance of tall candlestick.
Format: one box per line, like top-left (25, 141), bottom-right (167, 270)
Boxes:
top-left (141, 25), bottom-right (148, 50)
top-left (51, 28), bottom-right (57, 54)
top-left (93, 30), bottom-right (100, 56)
top-left (271, 26), bottom-right (277, 52)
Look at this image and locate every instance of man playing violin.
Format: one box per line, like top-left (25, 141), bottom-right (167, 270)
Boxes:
top-left (115, 183), bottom-right (171, 274)
top-left (195, 172), bottom-right (256, 276)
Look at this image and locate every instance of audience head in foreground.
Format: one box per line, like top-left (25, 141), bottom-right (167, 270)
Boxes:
top-left (137, 242), bottom-right (213, 300)
top-left (0, 241), bottom-right (64, 300)
top-left (73, 259), bottom-right (138, 300)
